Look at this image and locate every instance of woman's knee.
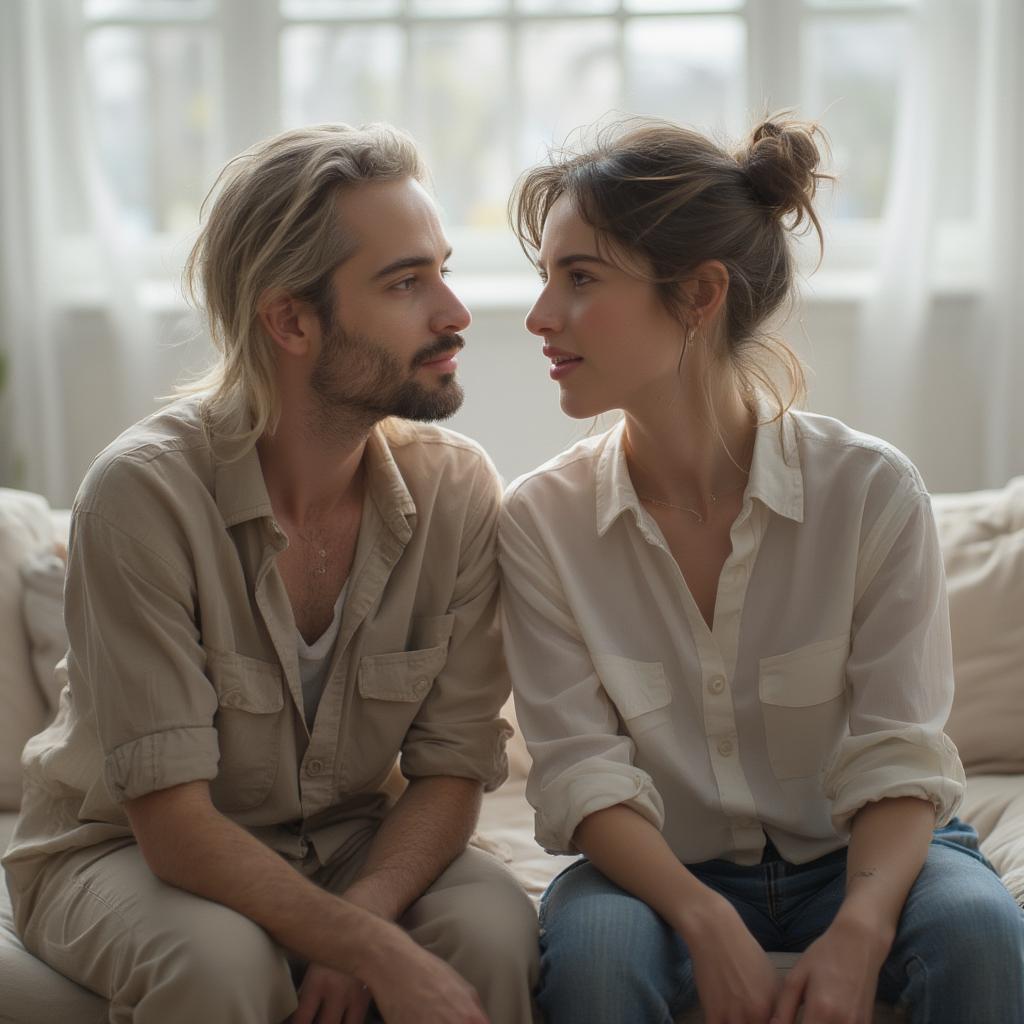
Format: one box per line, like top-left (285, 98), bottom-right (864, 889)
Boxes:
top-left (538, 863), bottom-right (690, 1022)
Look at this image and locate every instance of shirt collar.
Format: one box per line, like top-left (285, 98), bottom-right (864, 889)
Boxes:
top-left (211, 411), bottom-right (417, 537)
top-left (594, 397), bottom-right (804, 538)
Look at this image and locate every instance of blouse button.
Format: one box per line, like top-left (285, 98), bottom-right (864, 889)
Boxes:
top-left (708, 676), bottom-right (726, 695)
top-left (717, 738), bottom-right (734, 757)
top-left (306, 759), bottom-right (325, 777)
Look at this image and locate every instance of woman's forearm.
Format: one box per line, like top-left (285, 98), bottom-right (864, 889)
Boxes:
top-left (573, 804), bottom-right (722, 939)
top-left (838, 796), bottom-right (936, 942)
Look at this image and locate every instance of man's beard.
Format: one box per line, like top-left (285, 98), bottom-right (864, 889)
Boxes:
top-left (308, 320), bottom-right (465, 436)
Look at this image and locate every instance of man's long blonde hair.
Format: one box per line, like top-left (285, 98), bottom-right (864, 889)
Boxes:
top-left (180, 123), bottom-right (424, 450)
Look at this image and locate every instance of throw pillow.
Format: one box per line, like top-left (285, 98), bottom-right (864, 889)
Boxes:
top-left (0, 489), bottom-right (54, 810)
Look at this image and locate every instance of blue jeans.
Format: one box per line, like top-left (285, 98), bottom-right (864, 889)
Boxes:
top-left (536, 820), bottom-right (1024, 1024)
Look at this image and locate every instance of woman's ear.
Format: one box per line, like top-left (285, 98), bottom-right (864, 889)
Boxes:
top-left (258, 289), bottom-right (318, 357)
top-left (681, 260), bottom-right (730, 327)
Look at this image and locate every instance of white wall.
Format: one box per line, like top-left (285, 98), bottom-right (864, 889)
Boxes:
top-left (43, 291), bottom-right (988, 509)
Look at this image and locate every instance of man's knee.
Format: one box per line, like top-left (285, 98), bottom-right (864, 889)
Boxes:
top-left (406, 849), bottom-right (538, 970)
top-left (121, 897), bottom-right (296, 1022)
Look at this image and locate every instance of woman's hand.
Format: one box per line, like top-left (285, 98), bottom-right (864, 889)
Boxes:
top-left (681, 894), bottom-right (780, 1024)
top-left (770, 914), bottom-right (892, 1024)
top-left (289, 963), bottom-right (371, 1024)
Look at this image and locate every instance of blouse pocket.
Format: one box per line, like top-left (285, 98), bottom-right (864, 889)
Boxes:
top-left (207, 650), bottom-right (286, 811)
top-left (592, 653), bottom-right (672, 737)
top-left (758, 634), bottom-right (850, 780)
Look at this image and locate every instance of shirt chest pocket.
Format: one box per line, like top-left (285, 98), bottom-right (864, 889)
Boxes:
top-left (207, 650), bottom-right (286, 812)
top-left (353, 615), bottom-right (454, 780)
top-left (593, 654), bottom-right (672, 738)
top-left (758, 635), bottom-right (850, 780)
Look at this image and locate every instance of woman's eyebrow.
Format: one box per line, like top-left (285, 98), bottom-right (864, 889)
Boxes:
top-left (536, 253), bottom-right (610, 272)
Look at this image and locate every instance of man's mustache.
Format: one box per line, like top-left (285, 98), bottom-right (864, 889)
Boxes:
top-left (412, 333), bottom-right (466, 367)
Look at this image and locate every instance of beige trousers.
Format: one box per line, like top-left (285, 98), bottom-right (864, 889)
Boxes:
top-left (12, 837), bottom-right (539, 1024)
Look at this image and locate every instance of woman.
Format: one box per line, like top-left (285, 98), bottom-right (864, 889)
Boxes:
top-left (498, 116), bottom-right (1024, 1024)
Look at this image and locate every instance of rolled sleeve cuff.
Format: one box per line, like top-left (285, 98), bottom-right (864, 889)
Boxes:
top-left (104, 726), bottom-right (220, 802)
top-left (401, 718), bottom-right (514, 792)
top-left (534, 761), bottom-right (665, 855)
top-left (824, 726), bottom-right (966, 837)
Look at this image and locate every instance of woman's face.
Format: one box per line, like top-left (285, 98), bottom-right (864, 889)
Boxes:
top-left (524, 193), bottom-right (689, 419)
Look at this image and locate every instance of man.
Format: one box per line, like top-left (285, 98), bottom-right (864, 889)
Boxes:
top-left (2, 124), bottom-right (537, 1024)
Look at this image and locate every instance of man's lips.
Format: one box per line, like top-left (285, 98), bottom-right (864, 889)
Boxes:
top-left (419, 349), bottom-right (460, 371)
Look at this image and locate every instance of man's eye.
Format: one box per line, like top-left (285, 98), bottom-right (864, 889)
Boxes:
top-left (441, 265), bottom-right (453, 278)
top-left (393, 277), bottom-right (416, 291)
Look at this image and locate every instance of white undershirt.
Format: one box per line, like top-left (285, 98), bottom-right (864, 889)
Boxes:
top-left (296, 579), bottom-right (349, 732)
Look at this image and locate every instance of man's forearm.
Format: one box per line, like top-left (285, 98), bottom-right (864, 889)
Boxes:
top-left (127, 782), bottom-right (408, 984)
top-left (838, 796), bottom-right (936, 942)
top-left (344, 775), bottom-right (483, 921)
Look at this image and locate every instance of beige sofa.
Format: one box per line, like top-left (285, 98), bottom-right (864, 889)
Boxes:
top-left (2, 482), bottom-right (1023, 1023)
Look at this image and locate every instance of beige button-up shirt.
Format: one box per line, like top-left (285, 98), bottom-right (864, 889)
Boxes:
top-left (5, 396), bottom-right (510, 886)
top-left (499, 408), bottom-right (965, 867)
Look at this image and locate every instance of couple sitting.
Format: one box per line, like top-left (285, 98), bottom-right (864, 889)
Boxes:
top-left (3, 119), bottom-right (1022, 1024)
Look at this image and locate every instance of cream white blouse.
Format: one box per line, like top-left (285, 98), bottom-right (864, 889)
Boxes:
top-left (498, 408), bottom-right (965, 866)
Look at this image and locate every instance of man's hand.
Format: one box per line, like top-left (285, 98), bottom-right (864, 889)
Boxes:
top-left (365, 940), bottom-right (490, 1024)
top-left (770, 915), bottom-right (891, 1024)
top-left (289, 963), bottom-right (370, 1024)
top-left (682, 895), bottom-right (779, 1024)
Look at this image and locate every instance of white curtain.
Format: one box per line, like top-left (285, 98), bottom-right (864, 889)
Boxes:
top-left (855, 0), bottom-right (1024, 488)
top-left (979, 0), bottom-right (1024, 486)
top-left (0, 0), bottom-right (158, 502)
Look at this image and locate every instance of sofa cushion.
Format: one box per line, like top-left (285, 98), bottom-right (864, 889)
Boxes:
top-left (0, 491), bottom-right (55, 811)
top-left (932, 477), bottom-right (1024, 773)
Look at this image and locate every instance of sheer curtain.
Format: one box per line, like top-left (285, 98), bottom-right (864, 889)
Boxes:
top-left (979, 0), bottom-right (1024, 487)
top-left (855, 0), bottom-right (1024, 489)
top-left (0, 0), bottom-right (158, 501)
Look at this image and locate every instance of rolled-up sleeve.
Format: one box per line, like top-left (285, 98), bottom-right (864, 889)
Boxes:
top-left (399, 456), bottom-right (513, 790)
top-left (498, 498), bottom-right (664, 855)
top-left (824, 484), bottom-right (966, 835)
top-left (66, 496), bottom-right (220, 803)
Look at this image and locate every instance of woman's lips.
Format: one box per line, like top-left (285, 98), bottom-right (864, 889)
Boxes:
top-left (549, 357), bottom-right (583, 381)
top-left (543, 345), bottom-right (583, 381)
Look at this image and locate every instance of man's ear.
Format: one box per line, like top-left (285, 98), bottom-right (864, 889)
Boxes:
top-left (680, 260), bottom-right (730, 327)
top-left (258, 289), bottom-right (318, 357)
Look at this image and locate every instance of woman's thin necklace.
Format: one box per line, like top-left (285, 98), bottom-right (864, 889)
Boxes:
top-left (637, 483), bottom-right (745, 525)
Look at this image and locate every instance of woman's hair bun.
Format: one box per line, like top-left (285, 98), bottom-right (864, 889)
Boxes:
top-left (741, 116), bottom-right (832, 232)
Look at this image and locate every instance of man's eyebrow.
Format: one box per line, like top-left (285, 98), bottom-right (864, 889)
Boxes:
top-left (372, 248), bottom-right (453, 281)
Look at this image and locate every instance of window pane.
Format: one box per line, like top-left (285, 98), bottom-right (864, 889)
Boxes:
top-left (84, 27), bottom-right (215, 233)
top-left (411, 0), bottom-right (509, 13)
top-left (803, 17), bottom-right (906, 218)
top-left (281, 25), bottom-right (403, 129)
top-left (409, 23), bottom-right (512, 227)
top-left (84, 0), bottom-right (211, 18)
top-left (626, 16), bottom-right (745, 134)
top-left (281, 0), bottom-right (400, 15)
top-left (516, 0), bottom-right (616, 12)
top-left (518, 19), bottom-right (620, 166)
top-left (624, 0), bottom-right (741, 11)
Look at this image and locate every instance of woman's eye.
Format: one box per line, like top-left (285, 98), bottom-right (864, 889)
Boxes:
top-left (441, 265), bottom-right (453, 278)
top-left (569, 271), bottom-right (592, 287)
